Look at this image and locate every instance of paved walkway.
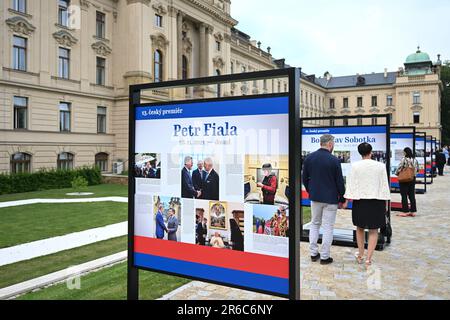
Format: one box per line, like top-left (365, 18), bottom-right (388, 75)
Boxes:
top-left (161, 167), bottom-right (450, 300)
top-left (0, 251), bottom-right (127, 300)
top-left (0, 197), bottom-right (127, 208)
top-left (0, 222), bottom-right (127, 266)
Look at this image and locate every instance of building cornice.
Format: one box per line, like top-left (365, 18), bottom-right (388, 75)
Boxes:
top-left (180, 0), bottom-right (238, 27)
top-left (53, 30), bottom-right (78, 47)
top-left (0, 79), bottom-right (116, 101)
top-left (6, 16), bottom-right (36, 36)
top-left (92, 41), bottom-right (112, 56)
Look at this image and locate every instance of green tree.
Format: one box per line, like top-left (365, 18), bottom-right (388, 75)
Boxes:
top-left (441, 62), bottom-right (450, 145)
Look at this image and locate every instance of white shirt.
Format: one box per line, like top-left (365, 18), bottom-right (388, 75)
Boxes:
top-left (344, 159), bottom-right (391, 201)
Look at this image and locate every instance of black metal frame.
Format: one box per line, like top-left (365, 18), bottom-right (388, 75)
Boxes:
top-left (425, 135), bottom-right (434, 183)
top-left (299, 114), bottom-right (391, 250)
top-left (415, 132), bottom-right (428, 189)
top-left (432, 137), bottom-right (437, 177)
top-left (128, 68), bottom-right (301, 300)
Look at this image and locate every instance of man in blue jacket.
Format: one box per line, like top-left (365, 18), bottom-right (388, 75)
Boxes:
top-left (181, 156), bottom-right (201, 199)
top-left (302, 134), bottom-right (346, 265)
top-left (155, 204), bottom-right (168, 240)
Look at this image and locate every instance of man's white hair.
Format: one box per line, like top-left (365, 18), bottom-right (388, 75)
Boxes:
top-left (204, 157), bottom-right (213, 166)
top-left (184, 156), bottom-right (193, 165)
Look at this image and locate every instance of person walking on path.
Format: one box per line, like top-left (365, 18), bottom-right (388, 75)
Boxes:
top-left (345, 143), bottom-right (391, 269)
top-left (443, 146), bottom-right (449, 165)
top-left (302, 134), bottom-right (346, 265)
top-left (396, 147), bottom-right (419, 217)
top-left (436, 149), bottom-right (446, 176)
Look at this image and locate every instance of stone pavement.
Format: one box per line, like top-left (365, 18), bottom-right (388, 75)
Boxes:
top-left (160, 167), bottom-right (450, 300)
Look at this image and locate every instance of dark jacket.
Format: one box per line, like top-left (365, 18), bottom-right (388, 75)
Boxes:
top-left (302, 148), bottom-right (346, 204)
top-left (196, 222), bottom-right (207, 245)
top-left (436, 152), bottom-right (446, 166)
top-left (155, 211), bottom-right (166, 239)
top-left (230, 219), bottom-right (244, 251)
top-left (202, 169), bottom-right (220, 200)
top-left (181, 167), bottom-right (197, 198)
top-left (192, 168), bottom-right (204, 192)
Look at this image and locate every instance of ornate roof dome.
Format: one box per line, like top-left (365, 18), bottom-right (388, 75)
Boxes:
top-left (405, 47), bottom-right (431, 65)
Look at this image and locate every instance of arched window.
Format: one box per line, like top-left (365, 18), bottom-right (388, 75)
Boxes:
top-left (57, 152), bottom-right (74, 170)
top-left (182, 55), bottom-right (188, 80)
top-left (95, 153), bottom-right (108, 172)
top-left (154, 50), bottom-right (163, 82)
top-left (11, 152), bottom-right (31, 174)
top-left (215, 69), bottom-right (221, 97)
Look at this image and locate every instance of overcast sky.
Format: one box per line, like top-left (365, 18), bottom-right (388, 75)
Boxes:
top-left (231, 0), bottom-right (450, 77)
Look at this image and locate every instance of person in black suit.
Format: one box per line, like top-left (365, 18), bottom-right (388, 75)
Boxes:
top-left (196, 217), bottom-right (208, 246)
top-left (192, 160), bottom-right (205, 196)
top-left (230, 212), bottom-right (244, 251)
top-left (201, 157), bottom-right (219, 200)
top-left (181, 156), bottom-right (201, 199)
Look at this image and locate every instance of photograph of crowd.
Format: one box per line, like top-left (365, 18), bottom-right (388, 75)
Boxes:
top-left (153, 196), bottom-right (181, 242)
top-left (253, 204), bottom-right (289, 238)
top-left (333, 150), bottom-right (351, 164)
top-left (371, 151), bottom-right (388, 163)
top-left (195, 201), bottom-right (244, 251)
top-left (181, 156), bottom-right (219, 200)
top-left (134, 153), bottom-right (161, 179)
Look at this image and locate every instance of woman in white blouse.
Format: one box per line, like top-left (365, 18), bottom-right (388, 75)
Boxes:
top-left (344, 143), bottom-right (391, 268)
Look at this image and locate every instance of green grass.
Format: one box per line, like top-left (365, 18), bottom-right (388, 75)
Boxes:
top-left (0, 236), bottom-right (127, 288)
top-left (0, 184), bottom-right (128, 202)
top-left (302, 207), bottom-right (312, 225)
top-left (0, 202), bottom-right (127, 248)
top-left (18, 262), bottom-right (190, 300)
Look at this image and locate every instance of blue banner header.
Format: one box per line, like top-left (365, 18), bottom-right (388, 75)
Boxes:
top-left (392, 133), bottom-right (414, 139)
top-left (135, 96), bottom-right (289, 120)
top-left (302, 126), bottom-right (386, 135)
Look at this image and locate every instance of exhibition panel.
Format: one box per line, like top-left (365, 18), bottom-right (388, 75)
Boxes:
top-left (300, 115), bottom-right (391, 250)
top-left (128, 68), bottom-right (301, 300)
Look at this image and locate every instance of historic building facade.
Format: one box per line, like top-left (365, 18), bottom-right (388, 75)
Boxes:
top-left (0, 0), bottom-right (443, 174)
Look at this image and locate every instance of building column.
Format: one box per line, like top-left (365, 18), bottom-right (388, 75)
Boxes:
top-left (205, 25), bottom-right (213, 77)
top-left (176, 11), bottom-right (184, 79)
top-left (199, 23), bottom-right (206, 77)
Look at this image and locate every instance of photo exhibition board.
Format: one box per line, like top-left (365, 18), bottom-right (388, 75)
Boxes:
top-left (425, 137), bottom-right (433, 180)
top-left (301, 126), bottom-right (388, 210)
top-left (415, 134), bottom-right (428, 187)
top-left (132, 95), bottom-right (291, 297)
top-left (432, 138), bottom-right (437, 174)
top-left (390, 132), bottom-right (414, 189)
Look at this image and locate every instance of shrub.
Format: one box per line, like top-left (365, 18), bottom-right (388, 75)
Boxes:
top-left (71, 176), bottom-right (89, 191)
top-left (0, 166), bottom-right (102, 195)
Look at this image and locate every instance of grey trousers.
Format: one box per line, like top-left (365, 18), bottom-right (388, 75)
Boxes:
top-left (309, 201), bottom-right (338, 260)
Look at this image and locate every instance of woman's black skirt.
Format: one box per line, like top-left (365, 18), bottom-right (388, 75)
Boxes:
top-left (352, 199), bottom-right (386, 229)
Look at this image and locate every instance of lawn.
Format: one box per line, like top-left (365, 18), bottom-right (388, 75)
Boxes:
top-left (0, 201), bottom-right (127, 248)
top-left (18, 261), bottom-right (190, 300)
top-left (302, 207), bottom-right (312, 225)
top-left (0, 236), bottom-right (127, 289)
top-left (0, 184), bottom-right (128, 202)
